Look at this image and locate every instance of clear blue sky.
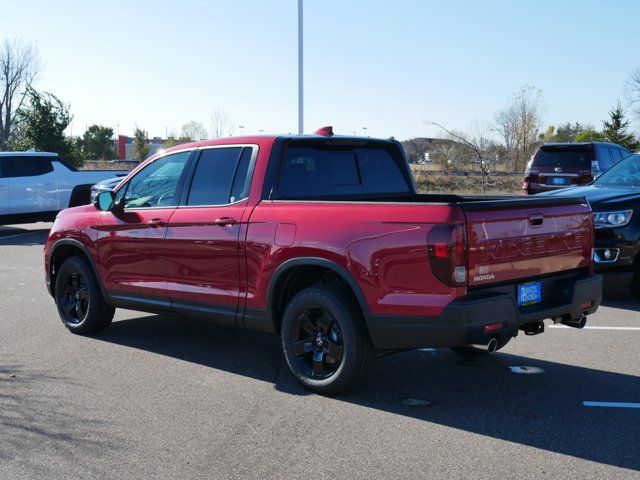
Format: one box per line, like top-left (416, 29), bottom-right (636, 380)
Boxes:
top-left (3, 0), bottom-right (639, 140)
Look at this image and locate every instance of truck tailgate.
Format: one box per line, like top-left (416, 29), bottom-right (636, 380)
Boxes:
top-left (461, 197), bottom-right (592, 287)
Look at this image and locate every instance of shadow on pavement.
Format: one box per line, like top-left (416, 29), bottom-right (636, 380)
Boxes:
top-left (96, 314), bottom-right (640, 472)
top-left (0, 362), bottom-right (117, 474)
top-left (0, 228), bottom-right (49, 246)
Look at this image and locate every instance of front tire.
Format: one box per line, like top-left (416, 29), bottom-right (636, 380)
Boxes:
top-left (280, 285), bottom-right (375, 394)
top-left (54, 256), bottom-right (115, 334)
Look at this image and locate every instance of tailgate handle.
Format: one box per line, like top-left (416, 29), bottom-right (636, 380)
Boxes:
top-left (528, 214), bottom-right (544, 227)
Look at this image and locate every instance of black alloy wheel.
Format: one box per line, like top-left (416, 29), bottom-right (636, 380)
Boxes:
top-left (58, 270), bottom-right (89, 325)
top-left (289, 305), bottom-right (344, 379)
top-left (281, 285), bottom-right (375, 394)
top-left (54, 256), bottom-right (115, 334)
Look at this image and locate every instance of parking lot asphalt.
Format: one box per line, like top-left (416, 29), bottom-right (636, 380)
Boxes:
top-left (1, 223), bottom-right (639, 479)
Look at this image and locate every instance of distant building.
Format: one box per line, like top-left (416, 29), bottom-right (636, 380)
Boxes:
top-left (117, 135), bottom-right (166, 160)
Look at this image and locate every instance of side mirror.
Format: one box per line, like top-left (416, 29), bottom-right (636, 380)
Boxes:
top-left (95, 191), bottom-right (116, 211)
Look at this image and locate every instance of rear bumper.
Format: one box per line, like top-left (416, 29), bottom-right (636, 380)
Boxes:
top-left (367, 273), bottom-right (602, 350)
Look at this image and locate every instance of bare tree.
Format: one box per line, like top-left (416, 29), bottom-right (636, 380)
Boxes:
top-left (426, 121), bottom-right (493, 193)
top-left (180, 120), bottom-right (207, 141)
top-left (210, 108), bottom-right (234, 138)
top-left (493, 85), bottom-right (545, 173)
top-left (0, 39), bottom-right (42, 150)
top-left (432, 134), bottom-right (468, 173)
top-left (627, 68), bottom-right (640, 120)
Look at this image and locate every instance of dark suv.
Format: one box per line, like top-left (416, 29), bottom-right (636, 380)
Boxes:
top-left (523, 142), bottom-right (631, 195)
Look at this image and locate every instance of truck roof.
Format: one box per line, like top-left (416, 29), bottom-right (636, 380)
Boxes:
top-left (161, 133), bottom-right (395, 156)
top-left (0, 151), bottom-right (59, 157)
top-left (541, 142), bottom-right (625, 148)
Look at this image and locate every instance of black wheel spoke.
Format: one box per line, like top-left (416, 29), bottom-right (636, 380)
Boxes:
top-left (325, 341), bottom-right (343, 361)
top-left (316, 312), bottom-right (333, 331)
top-left (312, 350), bottom-right (325, 377)
top-left (61, 296), bottom-right (75, 317)
top-left (299, 313), bottom-right (315, 336)
top-left (292, 340), bottom-right (313, 356)
top-left (75, 300), bottom-right (85, 320)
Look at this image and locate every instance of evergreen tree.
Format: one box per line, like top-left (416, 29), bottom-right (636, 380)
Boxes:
top-left (602, 102), bottom-right (639, 151)
top-left (132, 127), bottom-right (149, 161)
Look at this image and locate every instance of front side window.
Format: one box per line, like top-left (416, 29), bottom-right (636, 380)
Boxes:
top-left (121, 151), bottom-right (190, 208)
top-left (187, 147), bottom-right (252, 206)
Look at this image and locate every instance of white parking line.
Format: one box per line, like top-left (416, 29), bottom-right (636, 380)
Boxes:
top-left (549, 325), bottom-right (640, 331)
top-left (583, 401), bottom-right (640, 409)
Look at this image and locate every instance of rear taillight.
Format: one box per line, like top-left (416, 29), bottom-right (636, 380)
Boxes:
top-left (524, 159), bottom-right (533, 174)
top-left (427, 224), bottom-right (467, 287)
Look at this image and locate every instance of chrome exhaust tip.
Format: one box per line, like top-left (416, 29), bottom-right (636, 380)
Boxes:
top-left (470, 337), bottom-right (498, 354)
top-left (562, 314), bottom-right (587, 329)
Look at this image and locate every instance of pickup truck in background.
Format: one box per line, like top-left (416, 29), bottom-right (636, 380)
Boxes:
top-left (0, 151), bottom-right (128, 225)
top-left (44, 128), bottom-right (602, 393)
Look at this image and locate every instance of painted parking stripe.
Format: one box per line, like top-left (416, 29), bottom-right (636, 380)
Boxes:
top-left (583, 401), bottom-right (640, 409)
top-left (549, 325), bottom-right (640, 331)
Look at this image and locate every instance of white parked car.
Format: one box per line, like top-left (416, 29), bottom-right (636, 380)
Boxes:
top-left (0, 151), bottom-right (128, 225)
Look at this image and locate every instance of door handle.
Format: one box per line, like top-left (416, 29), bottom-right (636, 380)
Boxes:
top-left (528, 214), bottom-right (543, 227)
top-left (214, 217), bottom-right (237, 226)
top-left (147, 218), bottom-right (165, 227)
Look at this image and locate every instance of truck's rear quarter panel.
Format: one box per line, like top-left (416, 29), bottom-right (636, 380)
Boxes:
top-left (245, 201), bottom-right (466, 318)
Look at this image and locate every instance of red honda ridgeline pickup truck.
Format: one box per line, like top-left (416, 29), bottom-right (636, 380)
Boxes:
top-left (45, 129), bottom-right (602, 393)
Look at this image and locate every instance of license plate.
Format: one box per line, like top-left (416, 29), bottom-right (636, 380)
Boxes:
top-left (518, 281), bottom-right (541, 307)
top-left (549, 176), bottom-right (568, 185)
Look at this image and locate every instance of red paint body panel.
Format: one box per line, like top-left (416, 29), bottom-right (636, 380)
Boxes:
top-left (165, 202), bottom-right (248, 309)
top-left (95, 208), bottom-right (175, 299)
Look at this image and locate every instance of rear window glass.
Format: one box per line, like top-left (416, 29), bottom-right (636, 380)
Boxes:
top-left (277, 144), bottom-right (409, 199)
top-left (533, 147), bottom-right (592, 168)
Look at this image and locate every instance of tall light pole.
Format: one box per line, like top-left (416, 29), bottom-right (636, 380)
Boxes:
top-left (298, 0), bottom-right (304, 134)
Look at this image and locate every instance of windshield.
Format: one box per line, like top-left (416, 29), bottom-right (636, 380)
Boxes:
top-left (594, 153), bottom-right (640, 188)
top-left (533, 146), bottom-right (593, 168)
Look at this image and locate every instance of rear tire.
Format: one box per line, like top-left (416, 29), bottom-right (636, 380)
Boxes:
top-left (54, 256), bottom-right (115, 334)
top-left (449, 337), bottom-right (511, 355)
top-left (280, 285), bottom-right (375, 394)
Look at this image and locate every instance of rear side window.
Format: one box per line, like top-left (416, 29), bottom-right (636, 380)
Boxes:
top-left (616, 148), bottom-right (630, 162)
top-left (229, 147), bottom-right (254, 203)
top-left (3, 156), bottom-right (54, 177)
top-left (187, 147), bottom-right (254, 206)
top-left (0, 159), bottom-right (5, 178)
top-left (277, 143), bottom-right (409, 199)
top-left (533, 146), bottom-right (593, 169)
